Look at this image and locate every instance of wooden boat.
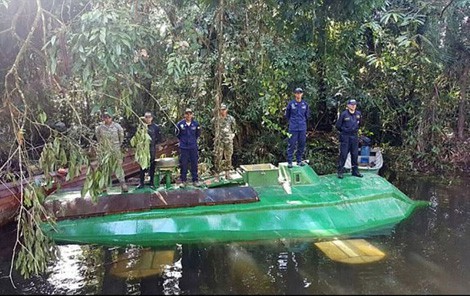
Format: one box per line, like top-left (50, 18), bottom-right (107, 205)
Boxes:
top-left (345, 147), bottom-right (383, 174)
top-left (0, 138), bottom-right (179, 228)
top-left (0, 180), bottom-right (25, 227)
top-left (40, 162), bottom-right (429, 247)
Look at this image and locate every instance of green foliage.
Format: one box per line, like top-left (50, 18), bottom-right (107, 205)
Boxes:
top-left (305, 134), bottom-right (339, 175)
top-left (130, 122), bottom-right (151, 169)
top-left (236, 131), bottom-right (285, 166)
top-left (81, 145), bottom-right (123, 201)
top-left (45, 2), bottom-right (160, 112)
top-left (39, 135), bottom-right (89, 187)
top-left (167, 52), bottom-right (191, 83)
top-left (15, 184), bottom-right (57, 278)
top-left (261, 115), bottom-right (290, 138)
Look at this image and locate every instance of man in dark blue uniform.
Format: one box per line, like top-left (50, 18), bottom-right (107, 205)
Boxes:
top-left (335, 99), bottom-right (363, 179)
top-left (285, 87), bottom-right (310, 168)
top-left (176, 108), bottom-right (201, 187)
top-left (137, 111), bottom-right (162, 189)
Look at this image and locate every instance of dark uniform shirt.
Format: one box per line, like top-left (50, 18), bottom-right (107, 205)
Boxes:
top-left (285, 99), bottom-right (310, 131)
top-left (335, 109), bottom-right (362, 135)
top-left (176, 119), bottom-right (201, 149)
top-left (147, 123), bottom-right (162, 148)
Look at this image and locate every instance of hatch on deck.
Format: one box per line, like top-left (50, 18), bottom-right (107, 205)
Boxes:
top-left (239, 163), bottom-right (279, 186)
top-left (278, 162), bottom-right (320, 185)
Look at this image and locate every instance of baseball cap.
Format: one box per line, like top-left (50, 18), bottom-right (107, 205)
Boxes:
top-left (144, 111), bottom-right (153, 118)
top-left (220, 103), bottom-right (227, 110)
top-left (101, 111), bottom-right (111, 118)
top-left (347, 99), bottom-right (357, 105)
top-left (184, 108), bottom-right (193, 114)
top-left (294, 87), bottom-right (303, 93)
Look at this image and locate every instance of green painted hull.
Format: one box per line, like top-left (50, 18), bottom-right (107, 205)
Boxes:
top-left (41, 164), bottom-right (428, 247)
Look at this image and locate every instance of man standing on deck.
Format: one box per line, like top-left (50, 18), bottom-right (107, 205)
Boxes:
top-left (175, 108), bottom-right (201, 187)
top-left (212, 103), bottom-right (237, 181)
top-left (285, 87), bottom-right (310, 168)
top-left (95, 111), bottom-right (128, 192)
top-left (136, 111), bottom-right (162, 189)
top-left (335, 98), bottom-right (363, 179)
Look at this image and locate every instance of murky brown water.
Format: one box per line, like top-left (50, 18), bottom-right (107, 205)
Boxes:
top-left (1, 174), bottom-right (469, 295)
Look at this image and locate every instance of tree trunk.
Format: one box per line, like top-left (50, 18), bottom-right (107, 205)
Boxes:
top-left (457, 65), bottom-right (468, 140)
top-left (313, 2), bottom-right (333, 132)
top-left (213, 0), bottom-right (225, 173)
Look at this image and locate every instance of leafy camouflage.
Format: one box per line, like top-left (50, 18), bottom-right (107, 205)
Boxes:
top-left (95, 122), bottom-right (125, 184)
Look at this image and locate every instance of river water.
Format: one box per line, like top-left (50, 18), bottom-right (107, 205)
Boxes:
top-left (0, 173), bottom-right (469, 295)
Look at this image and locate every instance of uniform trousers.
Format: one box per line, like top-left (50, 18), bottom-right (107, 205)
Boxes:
top-left (179, 147), bottom-right (198, 182)
top-left (338, 133), bottom-right (359, 173)
top-left (287, 130), bottom-right (306, 164)
top-left (139, 146), bottom-right (156, 185)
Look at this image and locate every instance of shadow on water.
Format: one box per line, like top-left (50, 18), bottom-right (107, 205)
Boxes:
top-left (0, 174), bottom-right (469, 294)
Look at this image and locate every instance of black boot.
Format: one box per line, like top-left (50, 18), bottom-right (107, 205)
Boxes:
top-left (337, 167), bottom-right (344, 179)
top-left (352, 170), bottom-right (363, 178)
top-left (149, 179), bottom-right (156, 190)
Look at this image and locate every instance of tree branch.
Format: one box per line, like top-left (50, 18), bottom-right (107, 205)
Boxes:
top-left (7, 0), bottom-right (45, 285)
top-left (440, 0), bottom-right (455, 18)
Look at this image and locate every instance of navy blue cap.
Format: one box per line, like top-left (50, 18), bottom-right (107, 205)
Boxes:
top-left (347, 99), bottom-right (357, 105)
top-left (294, 87), bottom-right (303, 93)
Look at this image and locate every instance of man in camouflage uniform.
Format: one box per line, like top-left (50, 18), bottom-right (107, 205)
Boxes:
top-left (212, 103), bottom-right (237, 180)
top-left (95, 112), bottom-right (128, 192)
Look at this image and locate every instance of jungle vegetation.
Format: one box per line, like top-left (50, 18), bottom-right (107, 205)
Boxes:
top-left (0, 0), bottom-right (468, 279)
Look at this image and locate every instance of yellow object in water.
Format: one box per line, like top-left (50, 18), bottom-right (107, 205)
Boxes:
top-left (110, 248), bottom-right (175, 278)
top-left (314, 239), bottom-right (385, 264)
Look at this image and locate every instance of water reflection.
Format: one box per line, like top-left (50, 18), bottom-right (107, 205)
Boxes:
top-left (47, 245), bottom-right (88, 292)
top-left (109, 247), bottom-right (176, 279)
top-left (0, 175), bottom-right (469, 294)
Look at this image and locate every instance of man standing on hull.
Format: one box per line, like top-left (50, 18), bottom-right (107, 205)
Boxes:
top-left (137, 111), bottom-right (162, 189)
top-left (212, 103), bottom-right (237, 181)
top-left (285, 87), bottom-right (310, 168)
top-left (335, 98), bottom-right (364, 179)
top-left (176, 108), bottom-right (201, 187)
top-left (95, 111), bottom-right (128, 192)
